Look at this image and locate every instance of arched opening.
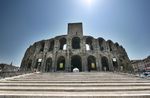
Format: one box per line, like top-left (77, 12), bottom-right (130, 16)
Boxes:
top-left (71, 55), bottom-right (82, 72)
top-left (107, 40), bottom-right (113, 51)
top-left (98, 38), bottom-right (104, 51)
top-left (115, 42), bottom-right (119, 48)
top-left (49, 40), bottom-right (54, 51)
top-left (112, 57), bottom-right (118, 71)
top-left (45, 58), bottom-right (52, 72)
top-left (35, 59), bottom-right (42, 71)
top-left (87, 56), bottom-right (97, 71)
top-left (40, 42), bottom-right (45, 52)
top-left (63, 44), bottom-right (67, 50)
top-left (101, 56), bottom-right (109, 71)
top-left (86, 44), bottom-right (90, 50)
top-left (86, 37), bottom-right (93, 50)
top-left (27, 60), bottom-right (32, 71)
top-left (57, 56), bottom-right (65, 71)
top-left (59, 38), bottom-right (67, 50)
top-left (72, 37), bottom-right (80, 49)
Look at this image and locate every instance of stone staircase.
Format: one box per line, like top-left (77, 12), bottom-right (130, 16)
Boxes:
top-left (0, 72), bottom-right (150, 98)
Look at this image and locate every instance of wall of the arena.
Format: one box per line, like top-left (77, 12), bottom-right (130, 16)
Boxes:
top-left (20, 35), bottom-right (132, 72)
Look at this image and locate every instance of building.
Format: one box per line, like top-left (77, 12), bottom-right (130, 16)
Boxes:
top-left (20, 23), bottom-right (132, 72)
top-left (0, 63), bottom-right (19, 72)
top-left (131, 56), bottom-right (150, 72)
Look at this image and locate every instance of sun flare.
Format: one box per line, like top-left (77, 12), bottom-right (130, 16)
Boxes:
top-left (87, 0), bottom-right (92, 5)
top-left (83, 0), bottom-right (93, 6)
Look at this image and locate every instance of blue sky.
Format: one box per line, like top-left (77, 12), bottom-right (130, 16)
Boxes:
top-left (0, 0), bottom-right (150, 67)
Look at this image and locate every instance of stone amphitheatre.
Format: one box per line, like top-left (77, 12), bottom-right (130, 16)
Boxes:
top-left (20, 23), bottom-right (132, 72)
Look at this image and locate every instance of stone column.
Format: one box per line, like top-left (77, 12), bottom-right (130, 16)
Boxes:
top-left (108, 55), bottom-right (114, 71)
top-left (66, 37), bottom-right (72, 72)
top-left (82, 55), bottom-right (88, 72)
top-left (95, 39), bottom-right (101, 71)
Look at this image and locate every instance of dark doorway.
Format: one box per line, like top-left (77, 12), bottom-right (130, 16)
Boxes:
top-left (87, 56), bottom-right (97, 71)
top-left (101, 56), bottom-right (109, 71)
top-left (45, 58), bottom-right (52, 72)
top-left (71, 55), bottom-right (82, 72)
top-left (57, 56), bottom-right (65, 71)
top-left (72, 37), bottom-right (80, 49)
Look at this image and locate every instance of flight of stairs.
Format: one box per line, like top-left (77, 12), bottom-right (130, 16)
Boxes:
top-left (0, 72), bottom-right (150, 98)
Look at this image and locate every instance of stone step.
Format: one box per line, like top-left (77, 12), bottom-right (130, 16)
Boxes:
top-left (0, 83), bottom-right (150, 86)
top-left (1, 81), bottom-right (149, 83)
top-left (10, 77), bottom-right (142, 79)
top-left (0, 86), bottom-right (150, 91)
top-left (0, 91), bottom-right (150, 98)
top-left (12, 79), bottom-right (142, 82)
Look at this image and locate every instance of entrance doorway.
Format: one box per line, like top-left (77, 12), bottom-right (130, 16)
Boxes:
top-left (71, 55), bottom-right (82, 72)
top-left (101, 56), bottom-right (109, 71)
top-left (45, 58), bottom-right (52, 72)
top-left (57, 56), bottom-right (65, 71)
top-left (87, 56), bottom-right (97, 71)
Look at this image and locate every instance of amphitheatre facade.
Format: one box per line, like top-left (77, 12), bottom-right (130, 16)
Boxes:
top-left (20, 23), bottom-right (131, 72)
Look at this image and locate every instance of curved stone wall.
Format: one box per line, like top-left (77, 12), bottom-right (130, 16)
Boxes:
top-left (20, 23), bottom-right (132, 72)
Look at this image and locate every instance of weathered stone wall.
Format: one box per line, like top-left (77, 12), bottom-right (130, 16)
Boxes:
top-left (20, 23), bottom-right (132, 72)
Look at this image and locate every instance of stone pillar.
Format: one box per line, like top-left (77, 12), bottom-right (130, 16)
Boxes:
top-left (98, 54), bottom-right (102, 71)
top-left (66, 37), bottom-right (72, 72)
top-left (95, 58), bottom-right (99, 71)
top-left (95, 39), bottom-right (101, 71)
top-left (52, 54), bottom-right (57, 72)
top-left (108, 55), bottom-right (114, 71)
top-left (81, 55), bottom-right (87, 72)
top-left (41, 52), bottom-right (47, 72)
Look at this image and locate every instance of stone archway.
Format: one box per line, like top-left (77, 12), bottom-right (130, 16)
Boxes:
top-left (72, 37), bottom-right (80, 49)
top-left (98, 38), bottom-right (105, 51)
top-left (86, 37), bottom-right (93, 50)
top-left (87, 56), bottom-right (97, 71)
top-left (49, 40), bottom-right (54, 51)
top-left (35, 59), bottom-right (42, 71)
top-left (101, 56), bottom-right (109, 71)
top-left (57, 56), bottom-right (65, 71)
top-left (112, 58), bottom-right (118, 71)
top-left (59, 38), bottom-right (67, 50)
top-left (40, 41), bottom-right (45, 52)
top-left (71, 55), bottom-right (82, 72)
top-left (45, 58), bottom-right (52, 72)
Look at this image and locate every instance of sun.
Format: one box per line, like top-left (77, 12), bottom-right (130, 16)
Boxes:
top-left (87, 0), bottom-right (92, 4)
top-left (82, 0), bottom-right (93, 6)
